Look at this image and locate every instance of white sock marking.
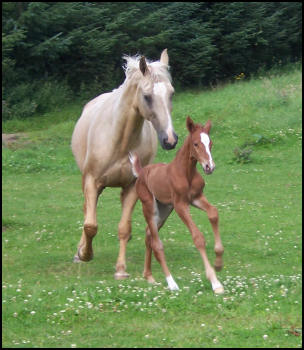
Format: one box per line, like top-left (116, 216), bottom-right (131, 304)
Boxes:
top-left (166, 275), bottom-right (179, 291)
top-left (211, 280), bottom-right (223, 291)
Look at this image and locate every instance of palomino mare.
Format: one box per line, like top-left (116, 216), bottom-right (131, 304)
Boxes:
top-left (71, 49), bottom-right (178, 279)
top-left (130, 116), bottom-right (224, 294)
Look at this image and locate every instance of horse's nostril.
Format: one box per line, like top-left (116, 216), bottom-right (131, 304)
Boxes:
top-left (164, 140), bottom-right (173, 149)
top-left (174, 132), bottom-right (178, 143)
top-left (158, 131), bottom-right (178, 150)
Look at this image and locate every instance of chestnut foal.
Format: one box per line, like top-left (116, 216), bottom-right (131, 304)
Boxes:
top-left (130, 117), bottom-right (224, 294)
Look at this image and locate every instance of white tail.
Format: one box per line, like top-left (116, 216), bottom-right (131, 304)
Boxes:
top-left (129, 152), bottom-right (141, 178)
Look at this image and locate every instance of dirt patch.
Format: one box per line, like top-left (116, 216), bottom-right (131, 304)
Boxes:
top-left (2, 133), bottom-right (29, 148)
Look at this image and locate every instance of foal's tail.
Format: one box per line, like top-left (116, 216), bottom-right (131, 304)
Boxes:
top-left (129, 152), bottom-right (142, 178)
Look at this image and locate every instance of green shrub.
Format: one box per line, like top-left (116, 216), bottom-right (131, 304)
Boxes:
top-left (2, 80), bottom-right (73, 120)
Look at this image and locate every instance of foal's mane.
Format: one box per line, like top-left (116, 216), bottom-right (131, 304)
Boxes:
top-left (122, 54), bottom-right (172, 84)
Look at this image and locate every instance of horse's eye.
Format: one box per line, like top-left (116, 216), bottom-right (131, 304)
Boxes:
top-left (194, 143), bottom-right (198, 147)
top-left (144, 95), bottom-right (152, 105)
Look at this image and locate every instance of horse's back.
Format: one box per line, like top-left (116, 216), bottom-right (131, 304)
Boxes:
top-left (71, 92), bottom-right (112, 173)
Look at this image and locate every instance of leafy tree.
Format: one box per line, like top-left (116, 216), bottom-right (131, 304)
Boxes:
top-left (2, 2), bottom-right (302, 119)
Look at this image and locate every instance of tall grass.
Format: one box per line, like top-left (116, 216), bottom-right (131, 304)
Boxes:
top-left (2, 64), bottom-right (302, 348)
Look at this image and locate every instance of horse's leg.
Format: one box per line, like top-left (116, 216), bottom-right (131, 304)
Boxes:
top-left (192, 194), bottom-right (224, 271)
top-left (143, 201), bottom-right (173, 284)
top-left (141, 194), bottom-right (178, 291)
top-left (74, 174), bottom-right (102, 262)
top-left (174, 198), bottom-right (224, 294)
top-left (114, 184), bottom-right (138, 280)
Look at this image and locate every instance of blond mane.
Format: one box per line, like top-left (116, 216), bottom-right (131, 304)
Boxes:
top-left (122, 54), bottom-right (172, 83)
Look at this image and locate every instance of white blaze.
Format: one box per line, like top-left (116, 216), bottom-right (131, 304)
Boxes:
top-left (153, 82), bottom-right (174, 142)
top-left (200, 132), bottom-right (214, 167)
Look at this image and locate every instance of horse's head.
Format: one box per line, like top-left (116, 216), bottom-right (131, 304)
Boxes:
top-left (136, 49), bottom-right (178, 150)
top-left (186, 116), bottom-right (215, 175)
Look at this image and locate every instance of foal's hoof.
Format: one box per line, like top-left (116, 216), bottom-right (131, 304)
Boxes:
top-left (114, 272), bottom-right (130, 280)
top-left (212, 281), bottom-right (224, 295)
top-left (214, 286), bottom-right (225, 295)
top-left (145, 275), bottom-right (156, 284)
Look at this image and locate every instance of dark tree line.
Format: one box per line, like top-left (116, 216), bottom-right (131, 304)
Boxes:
top-left (2, 2), bottom-right (302, 119)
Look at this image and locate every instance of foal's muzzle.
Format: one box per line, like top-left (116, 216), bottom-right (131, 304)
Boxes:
top-left (203, 163), bottom-right (215, 175)
top-left (159, 131), bottom-right (178, 150)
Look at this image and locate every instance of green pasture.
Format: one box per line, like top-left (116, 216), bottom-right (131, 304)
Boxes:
top-left (2, 65), bottom-right (302, 348)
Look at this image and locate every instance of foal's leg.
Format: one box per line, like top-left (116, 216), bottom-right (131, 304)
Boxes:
top-left (174, 199), bottom-right (224, 294)
top-left (143, 227), bottom-right (154, 283)
top-left (74, 174), bottom-right (102, 262)
top-left (192, 194), bottom-right (224, 271)
top-left (143, 201), bottom-right (173, 284)
top-left (141, 194), bottom-right (178, 291)
top-left (114, 184), bottom-right (138, 279)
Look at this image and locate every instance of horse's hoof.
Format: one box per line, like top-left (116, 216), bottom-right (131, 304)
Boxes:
top-left (73, 248), bottom-right (93, 263)
top-left (114, 272), bottom-right (130, 280)
top-left (73, 254), bottom-right (82, 263)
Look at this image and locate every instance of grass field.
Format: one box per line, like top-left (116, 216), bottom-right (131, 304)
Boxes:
top-left (2, 64), bottom-right (302, 348)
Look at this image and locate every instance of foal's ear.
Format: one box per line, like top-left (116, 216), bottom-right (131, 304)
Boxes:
top-left (204, 120), bottom-right (212, 134)
top-left (160, 48), bottom-right (169, 66)
top-left (139, 56), bottom-right (149, 76)
top-left (186, 116), bottom-right (196, 133)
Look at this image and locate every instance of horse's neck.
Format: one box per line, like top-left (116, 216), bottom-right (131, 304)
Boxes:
top-left (172, 135), bottom-right (197, 180)
top-left (114, 81), bottom-right (143, 154)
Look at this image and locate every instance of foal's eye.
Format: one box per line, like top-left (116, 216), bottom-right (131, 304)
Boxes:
top-left (194, 143), bottom-right (198, 147)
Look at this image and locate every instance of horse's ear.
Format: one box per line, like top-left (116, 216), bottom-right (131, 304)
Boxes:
top-left (204, 120), bottom-right (212, 134)
top-left (186, 116), bottom-right (196, 133)
top-left (160, 48), bottom-right (169, 66)
top-left (139, 56), bottom-right (148, 76)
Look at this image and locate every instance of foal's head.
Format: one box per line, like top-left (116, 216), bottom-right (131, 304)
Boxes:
top-left (186, 116), bottom-right (215, 175)
top-left (124, 49), bottom-right (178, 150)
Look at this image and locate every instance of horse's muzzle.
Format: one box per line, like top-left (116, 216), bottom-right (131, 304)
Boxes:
top-left (159, 131), bottom-right (178, 150)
